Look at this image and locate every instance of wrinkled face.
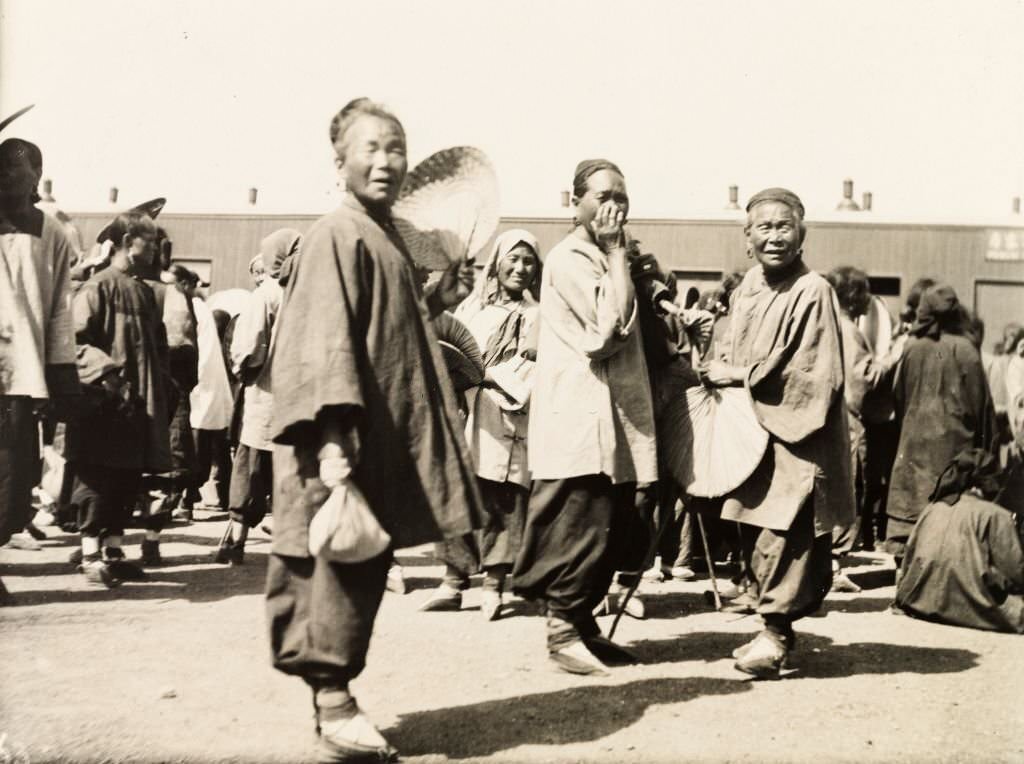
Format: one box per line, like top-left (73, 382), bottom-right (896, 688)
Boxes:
top-left (336, 115), bottom-right (408, 211)
top-left (746, 201), bottom-right (804, 274)
top-left (496, 243), bottom-right (539, 296)
top-left (0, 142), bottom-right (40, 203)
top-left (574, 169), bottom-right (629, 233)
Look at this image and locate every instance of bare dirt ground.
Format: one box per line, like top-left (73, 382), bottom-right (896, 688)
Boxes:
top-left (1, 511), bottom-right (1022, 764)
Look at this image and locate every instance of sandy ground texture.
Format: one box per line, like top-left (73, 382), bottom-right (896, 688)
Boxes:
top-left (1, 511), bottom-right (1023, 764)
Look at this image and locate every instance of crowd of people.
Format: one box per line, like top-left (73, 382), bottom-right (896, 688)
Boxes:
top-left (2, 98), bottom-right (1023, 762)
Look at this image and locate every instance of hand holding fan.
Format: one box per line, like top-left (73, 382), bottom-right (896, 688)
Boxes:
top-left (393, 146), bottom-right (499, 271)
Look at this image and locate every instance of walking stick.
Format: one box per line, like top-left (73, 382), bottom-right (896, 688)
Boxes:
top-left (608, 494), bottom-right (681, 640)
top-left (695, 509), bottom-right (722, 611)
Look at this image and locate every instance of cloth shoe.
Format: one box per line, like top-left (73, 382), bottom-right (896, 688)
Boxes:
top-left (734, 631), bottom-right (788, 679)
top-left (79, 560), bottom-right (119, 589)
top-left (830, 571), bottom-right (862, 593)
top-left (480, 589), bottom-right (502, 621)
top-left (419, 584), bottom-right (462, 612)
top-left (548, 640), bottom-right (610, 676)
top-left (385, 563), bottom-right (406, 595)
top-left (594, 585), bottom-right (645, 620)
top-left (642, 565), bottom-right (668, 582)
top-left (732, 630), bottom-right (795, 664)
top-left (316, 707), bottom-right (398, 763)
top-left (5, 533), bottom-right (41, 551)
top-left (213, 543), bottom-right (244, 566)
top-left (670, 565), bottom-right (696, 581)
top-left (104, 549), bottom-right (146, 581)
top-left (171, 507), bottom-right (193, 523)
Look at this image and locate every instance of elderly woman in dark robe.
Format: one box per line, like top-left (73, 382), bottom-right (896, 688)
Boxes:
top-left (420, 229), bottom-right (541, 620)
top-left (895, 448), bottom-right (1024, 633)
top-left (265, 98), bottom-right (484, 762)
top-left (698, 188), bottom-right (854, 679)
top-left (886, 284), bottom-right (998, 564)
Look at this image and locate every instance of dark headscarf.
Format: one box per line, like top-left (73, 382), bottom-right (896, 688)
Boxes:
top-left (572, 159), bottom-right (623, 198)
top-left (911, 283), bottom-right (960, 339)
top-left (746, 187), bottom-right (805, 219)
top-left (260, 228), bottom-right (302, 280)
top-left (929, 448), bottom-right (1003, 506)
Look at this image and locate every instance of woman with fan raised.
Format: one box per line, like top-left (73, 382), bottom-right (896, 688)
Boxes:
top-left (697, 188), bottom-right (854, 680)
top-left (512, 159), bottom-right (657, 676)
top-left (420, 229), bottom-right (542, 620)
top-left (265, 97), bottom-right (487, 763)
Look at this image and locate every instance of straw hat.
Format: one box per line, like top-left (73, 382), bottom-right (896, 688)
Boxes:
top-left (393, 146), bottom-right (499, 271)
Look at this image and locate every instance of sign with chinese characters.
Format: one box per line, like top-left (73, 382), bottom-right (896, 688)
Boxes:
top-left (986, 229), bottom-right (1024, 261)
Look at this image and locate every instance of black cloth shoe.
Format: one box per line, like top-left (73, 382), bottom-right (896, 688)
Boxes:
top-left (140, 540), bottom-right (163, 567)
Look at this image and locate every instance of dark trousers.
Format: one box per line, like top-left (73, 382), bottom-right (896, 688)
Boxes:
top-left (863, 420), bottom-right (899, 548)
top-left (189, 428), bottom-right (231, 509)
top-left (267, 551), bottom-right (392, 687)
top-left (72, 463), bottom-right (142, 541)
top-left (740, 498), bottom-right (832, 631)
top-left (0, 397), bottom-right (40, 546)
top-left (512, 474), bottom-right (637, 650)
top-left (229, 444), bottom-right (272, 527)
top-left (437, 478), bottom-right (526, 588)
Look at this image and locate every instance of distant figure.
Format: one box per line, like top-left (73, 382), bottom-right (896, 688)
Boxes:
top-left (886, 284), bottom-right (998, 563)
top-left (895, 448), bottom-right (1024, 634)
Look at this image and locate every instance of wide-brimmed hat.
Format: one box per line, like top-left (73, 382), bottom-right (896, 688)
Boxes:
top-left (96, 197), bottom-right (166, 243)
top-left (392, 146), bottom-right (499, 271)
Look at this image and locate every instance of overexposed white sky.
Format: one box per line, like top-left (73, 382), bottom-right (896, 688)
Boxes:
top-left (1, 0), bottom-right (1022, 221)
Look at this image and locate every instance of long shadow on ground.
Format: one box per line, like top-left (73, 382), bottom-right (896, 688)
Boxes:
top-left (388, 676), bottom-right (751, 759)
top-left (628, 631), bottom-right (980, 678)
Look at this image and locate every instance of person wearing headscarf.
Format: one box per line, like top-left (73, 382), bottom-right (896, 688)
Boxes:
top-left (420, 228), bottom-right (541, 619)
top-left (886, 284), bottom-right (998, 563)
top-left (698, 188), bottom-right (854, 679)
top-left (265, 98), bottom-right (485, 761)
top-left (66, 210), bottom-right (171, 587)
top-left (512, 159), bottom-right (657, 676)
top-left (894, 448), bottom-right (1024, 633)
top-left (0, 128), bottom-right (80, 599)
top-left (213, 228), bottom-right (301, 565)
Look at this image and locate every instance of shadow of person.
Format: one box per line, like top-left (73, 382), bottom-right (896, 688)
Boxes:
top-left (819, 595), bottom-right (894, 614)
top-left (388, 676), bottom-right (751, 758)
top-left (625, 631), bottom-right (980, 679)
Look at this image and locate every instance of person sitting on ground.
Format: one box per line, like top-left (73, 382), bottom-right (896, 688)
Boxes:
top-left (894, 448), bottom-right (1024, 633)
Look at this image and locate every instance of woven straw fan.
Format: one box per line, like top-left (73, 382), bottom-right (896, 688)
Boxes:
top-left (661, 385), bottom-right (769, 498)
top-left (393, 146), bottom-right (499, 271)
top-left (433, 311), bottom-right (484, 391)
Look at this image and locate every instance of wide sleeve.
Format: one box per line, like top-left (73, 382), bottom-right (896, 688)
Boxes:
top-left (270, 218), bottom-right (368, 447)
top-left (72, 282), bottom-right (118, 384)
top-left (230, 288), bottom-right (273, 380)
top-left (746, 282), bottom-right (844, 444)
top-left (547, 248), bottom-right (637, 362)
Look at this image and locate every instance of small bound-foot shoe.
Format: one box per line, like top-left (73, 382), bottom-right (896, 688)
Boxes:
top-left (385, 564), bottom-right (406, 595)
top-left (79, 560), bottom-right (119, 589)
top-left (830, 572), bottom-right (862, 593)
top-left (642, 565), bottom-right (667, 582)
top-left (670, 565), bottom-right (696, 581)
top-left (734, 631), bottom-right (788, 679)
top-left (317, 710), bottom-right (398, 763)
top-left (549, 640), bottom-right (610, 676)
top-left (419, 585), bottom-right (462, 612)
top-left (583, 635), bottom-right (642, 665)
top-left (480, 589), bottom-right (502, 621)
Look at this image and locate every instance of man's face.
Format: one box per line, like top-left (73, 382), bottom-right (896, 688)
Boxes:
top-left (0, 142), bottom-right (40, 203)
top-left (746, 201), bottom-right (803, 274)
top-left (125, 226), bottom-right (158, 272)
top-left (336, 115), bottom-right (408, 210)
top-left (574, 169), bottom-right (629, 233)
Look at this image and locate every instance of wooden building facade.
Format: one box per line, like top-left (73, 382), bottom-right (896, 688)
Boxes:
top-left (70, 211), bottom-right (1024, 343)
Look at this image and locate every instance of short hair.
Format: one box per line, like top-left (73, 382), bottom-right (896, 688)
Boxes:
top-left (826, 265), bottom-right (870, 316)
top-left (0, 138), bottom-right (43, 203)
top-left (106, 211), bottom-right (156, 249)
top-left (329, 98), bottom-right (405, 155)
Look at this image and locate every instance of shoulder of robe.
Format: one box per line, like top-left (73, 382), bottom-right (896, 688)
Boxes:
top-left (792, 269), bottom-right (834, 302)
top-left (547, 238), bottom-right (599, 277)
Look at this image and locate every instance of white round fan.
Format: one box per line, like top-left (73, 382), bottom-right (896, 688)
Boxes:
top-left (393, 146), bottom-right (499, 271)
top-left (660, 385), bottom-right (769, 498)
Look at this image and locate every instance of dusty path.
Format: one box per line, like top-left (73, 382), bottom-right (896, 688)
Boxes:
top-left (1, 513), bottom-right (1022, 763)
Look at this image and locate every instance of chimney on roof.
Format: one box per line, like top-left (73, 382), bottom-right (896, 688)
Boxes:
top-left (109, 187), bottom-right (118, 204)
top-left (1013, 196), bottom-right (1021, 215)
top-left (560, 190), bottom-right (570, 208)
top-left (248, 187), bottom-right (258, 206)
top-left (40, 178), bottom-right (54, 202)
top-left (726, 185), bottom-right (740, 211)
top-left (862, 191), bottom-right (872, 211)
top-left (836, 178), bottom-right (861, 211)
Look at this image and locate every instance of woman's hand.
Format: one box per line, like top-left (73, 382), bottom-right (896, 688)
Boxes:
top-left (434, 257), bottom-right (476, 309)
top-left (698, 359), bottom-right (746, 387)
top-left (592, 201), bottom-right (626, 252)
